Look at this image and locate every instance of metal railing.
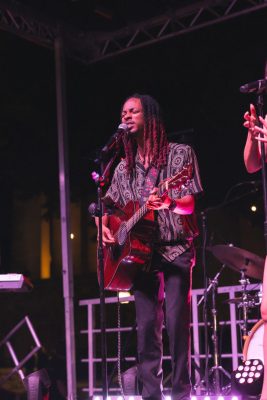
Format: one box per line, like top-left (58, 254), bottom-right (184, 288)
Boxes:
top-left (79, 283), bottom-right (262, 397)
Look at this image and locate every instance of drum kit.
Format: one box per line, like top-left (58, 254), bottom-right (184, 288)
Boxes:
top-left (204, 244), bottom-right (265, 393)
top-left (210, 244), bottom-right (263, 337)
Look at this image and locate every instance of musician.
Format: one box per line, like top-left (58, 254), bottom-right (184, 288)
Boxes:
top-left (243, 104), bottom-right (267, 400)
top-left (96, 94), bottom-right (203, 400)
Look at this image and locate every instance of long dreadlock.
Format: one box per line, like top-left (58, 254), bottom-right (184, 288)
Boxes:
top-left (122, 94), bottom-right (169, 175)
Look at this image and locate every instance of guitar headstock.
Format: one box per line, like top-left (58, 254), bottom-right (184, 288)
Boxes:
top-left (159, 163), bottom-right (193, 193)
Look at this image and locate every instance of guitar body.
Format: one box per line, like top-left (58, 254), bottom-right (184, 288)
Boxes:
top-left (99, 201), bottom-right (156, 291)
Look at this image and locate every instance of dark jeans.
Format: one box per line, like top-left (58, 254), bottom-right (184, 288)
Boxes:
top-left (133, 247), bottom-right (195, 400)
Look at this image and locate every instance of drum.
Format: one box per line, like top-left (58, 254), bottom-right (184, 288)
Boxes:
top-left (243, 319), bottom-right (264, 364)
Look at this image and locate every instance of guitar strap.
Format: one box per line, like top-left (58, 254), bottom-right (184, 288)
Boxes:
top-left (139, 165), bottom-right (159, 206)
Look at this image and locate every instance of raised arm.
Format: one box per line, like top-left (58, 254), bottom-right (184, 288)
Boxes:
top-left (243, 103), bottom-right (267, 173)
top-left (243, 104), bottom-right (261, 173)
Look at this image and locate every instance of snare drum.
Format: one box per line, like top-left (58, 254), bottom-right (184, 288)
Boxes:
top-left (243, 319), bottom-right (264, 364)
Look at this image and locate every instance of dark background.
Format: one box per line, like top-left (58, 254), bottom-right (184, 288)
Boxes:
top-left (1, 7), bottom-right (266, 205)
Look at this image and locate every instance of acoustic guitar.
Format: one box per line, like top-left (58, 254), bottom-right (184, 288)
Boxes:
top-left (98, 163), bottom-right (192, 291)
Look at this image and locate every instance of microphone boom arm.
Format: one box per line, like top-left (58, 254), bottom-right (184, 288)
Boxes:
top-left (101, 123), bottom-right (128, 154)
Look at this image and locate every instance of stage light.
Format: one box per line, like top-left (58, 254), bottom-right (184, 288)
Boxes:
top-left (250, 205), bottom-right (257, 212)
top-left (118, 291), bottom-right (131, 303)
top-left (232, 359), bottom-right (263, 396)
top-left (92, 396), bottom-right (241, 400)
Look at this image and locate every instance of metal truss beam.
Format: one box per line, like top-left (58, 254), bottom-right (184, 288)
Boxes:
top-left (0, 0), bottom-right (87, 64)
top-left (83, 0), bottom-right (267, 64)
top-left (0, 0), bottom-right (266, 64)
top-left (0, 0), bottom-right (58, 48)
top-left (0, 0), bottom-right (94, 64)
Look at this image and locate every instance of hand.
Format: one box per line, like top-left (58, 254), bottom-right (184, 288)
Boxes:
top-left (146, 188), bottom-right (173, 211)
top-left (98, 225), bottom-right (115, 246)
top-left (243, 103), bottom-right (258, 138)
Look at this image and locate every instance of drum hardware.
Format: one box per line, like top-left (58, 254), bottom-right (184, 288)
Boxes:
top-left (229, 271), bottom-right (262, 340)
top-left (258, 284), bottom-right (263, 304)
top-left (196, 264), bottom-right (231, 394)
top-left (238, 270), bottom-right (251, 339)
top-left (206, 244), bottom-right (264, 393)
top-left (224, 293), bottom-right (261, 308)
top-left (208, 244), bottom-right (264, 281)
top-left (209, 244), bottom-right (264, 340)
top-left (207, 266), bottom-right (231, 394)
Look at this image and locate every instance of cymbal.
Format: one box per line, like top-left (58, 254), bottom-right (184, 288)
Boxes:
top-left (209, 244), bottom-right (264, 280)
top-left (225, 296), bottom-right (244, 305)
top-left (224, 294), bottom-right (259, 306)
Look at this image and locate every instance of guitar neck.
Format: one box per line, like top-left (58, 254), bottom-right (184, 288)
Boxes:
top-left (122, 164), bottom-right (191, 235)
top-left (126, 203), bottom-right (148, 233)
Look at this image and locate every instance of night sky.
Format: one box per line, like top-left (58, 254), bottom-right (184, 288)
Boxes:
top-left (1, 7), bottom-right (267, 283)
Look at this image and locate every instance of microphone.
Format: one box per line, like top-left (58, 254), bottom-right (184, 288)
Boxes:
top-left (240, 78), bottom-right (267, 94)
top-left (88, 202), bottom-right (116, 217)
top-left (88, 202), bottom-right (98, 217)
top-left (101, 123), bottom-right (129, 153)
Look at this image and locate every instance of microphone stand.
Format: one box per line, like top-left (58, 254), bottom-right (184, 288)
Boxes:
top-left (206, 264), bottom-right (231, 394)
top-left (91, 142), bottom-right (123, 400)
top-left (256, 93), bottom-right (267, 252)
top-left (200, 210), bottom-right (210, 394)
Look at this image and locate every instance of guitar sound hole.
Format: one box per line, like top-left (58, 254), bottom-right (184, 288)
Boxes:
top-left (110, 244), bottom-right (122, 260)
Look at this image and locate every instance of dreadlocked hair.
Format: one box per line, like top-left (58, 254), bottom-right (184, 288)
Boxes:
top-left (122, 93), bottom-right (169, 175)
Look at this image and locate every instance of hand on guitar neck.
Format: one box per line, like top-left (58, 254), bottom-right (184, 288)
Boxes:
top-left (146, 188), bottom-right (194, 215)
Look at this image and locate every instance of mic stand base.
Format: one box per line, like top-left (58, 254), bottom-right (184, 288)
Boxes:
top-left (199, 266), bottom-right (231, 396)
top-left (207, 365), bottom-right (231, 395)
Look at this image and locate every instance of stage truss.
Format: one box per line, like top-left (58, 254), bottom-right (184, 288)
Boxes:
top-left (0, 0), bottom-right (266, 63)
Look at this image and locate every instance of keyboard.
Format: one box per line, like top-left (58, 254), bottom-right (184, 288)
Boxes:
top-left (0, 274), bottom-right (33, 292)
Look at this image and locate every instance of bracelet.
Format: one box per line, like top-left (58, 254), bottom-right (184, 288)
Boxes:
top-left (168, 199), bottom-right (177, 212)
